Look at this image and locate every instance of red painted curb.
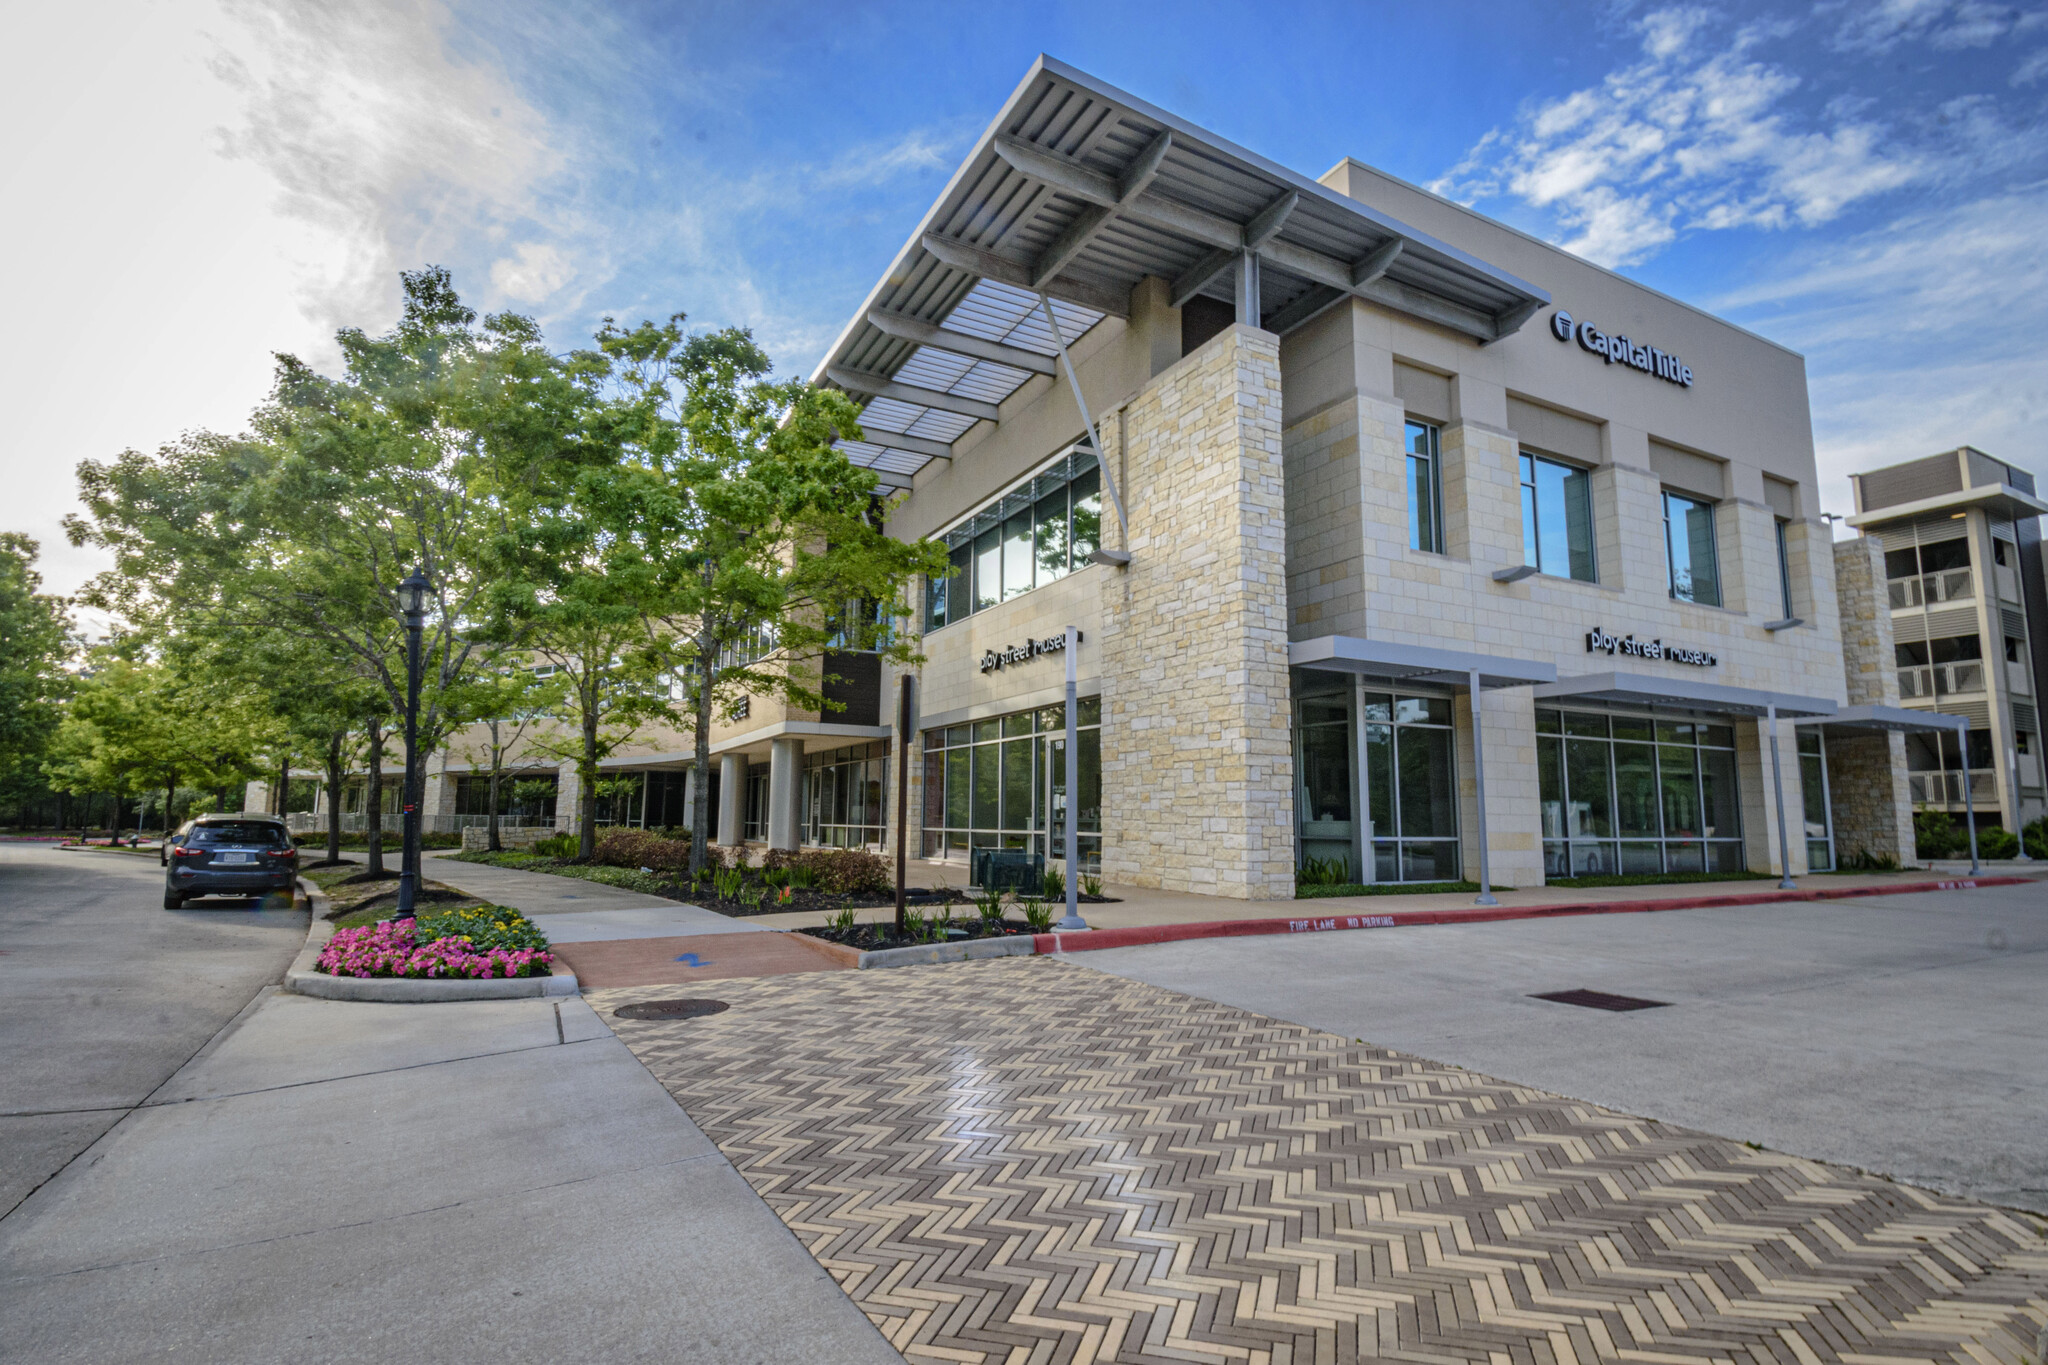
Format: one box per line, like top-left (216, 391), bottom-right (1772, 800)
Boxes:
top-left (1031, 876), bottom-right (2034, 955)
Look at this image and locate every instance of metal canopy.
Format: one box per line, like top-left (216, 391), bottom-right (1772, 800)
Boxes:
top-left (1795, 702), bottom-right (1965, 735)
top-left (1536, 671), bottom-right (1838, 719)
top-left (814, 55), bottom-right (1550, 486)
top-left (1291, 636), bottom-right (1557, 690)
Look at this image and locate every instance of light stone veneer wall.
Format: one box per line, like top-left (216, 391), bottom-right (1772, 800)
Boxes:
top-left (1275, 294), bottom-right (1849, 883)
top-left (1828, 537), bottom-right (1918, 866)
top-left (1098, 324), bottom-right (1296, 899)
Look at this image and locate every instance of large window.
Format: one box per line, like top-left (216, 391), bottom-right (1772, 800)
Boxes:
top-left (1797, 729), bottom-right (1833, 872)
top-left (925, 446), bottom-right (1101, 631)
top-left (1662, 490), bottom-right (1722, 606)
top-left (1519, 451), bottom-right (1596, 581)
top-left (803, 743), bottom-right (887, 848)
top-left (1537, 709), bottom-right (1744, 877)
top-left (1406, 421), bottom-right (1444, 554)
top-left (921, 699), bottom-right (1100, 871)
top-left (1291, 676), bottom-right (1460, 884)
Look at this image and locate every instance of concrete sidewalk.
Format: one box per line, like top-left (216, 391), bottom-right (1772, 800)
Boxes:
top-left (0, 985), bottom-right (898, 1363)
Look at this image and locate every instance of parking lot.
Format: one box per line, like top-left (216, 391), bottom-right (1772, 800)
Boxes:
top-left (1083, 880), bottom-right (2048, 1212)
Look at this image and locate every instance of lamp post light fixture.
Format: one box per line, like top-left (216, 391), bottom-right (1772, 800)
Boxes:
top-left (394, 568), bottom-right (433, 919)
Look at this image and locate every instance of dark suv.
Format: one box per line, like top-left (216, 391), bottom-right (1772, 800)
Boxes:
top-left (162, 815), bottom-right (299, 909)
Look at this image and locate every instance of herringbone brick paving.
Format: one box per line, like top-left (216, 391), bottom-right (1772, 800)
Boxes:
top-left (593, 958), bottom-right (2048, 1365)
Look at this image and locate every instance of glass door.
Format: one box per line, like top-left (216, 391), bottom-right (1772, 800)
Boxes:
top-left (1295, 687), bottom-right (1357, 879)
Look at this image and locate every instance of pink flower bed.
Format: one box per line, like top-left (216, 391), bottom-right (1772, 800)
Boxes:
top-left (317, 920), bottom-right (553, 979)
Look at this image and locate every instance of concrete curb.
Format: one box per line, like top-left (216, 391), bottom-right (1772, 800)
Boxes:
top-left (790, 930), bottom-right (1039, 971)
top-left (1030, 875), bottom-right (2036, 956)
top-left (855, 935), bottom-right (1037, 970)
top-left (282, 877), bottom-right (581, 1003)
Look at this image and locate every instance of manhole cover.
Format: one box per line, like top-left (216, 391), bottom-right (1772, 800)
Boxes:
top-left (1530, 988), bottom-right (1670, 1012)
top-left (613, 999), bottom-right (731, 1021)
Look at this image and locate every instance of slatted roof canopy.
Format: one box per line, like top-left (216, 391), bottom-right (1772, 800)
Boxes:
top-left (815, 55), bottom-right (1550, 486)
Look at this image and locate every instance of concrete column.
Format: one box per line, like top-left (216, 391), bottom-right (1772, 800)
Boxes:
top-left (554, 760), bottom-right (580, 833)
top-left (767, 738), bottom-right (802, 851)
top-left (717, 753), bottom-right (745, 847)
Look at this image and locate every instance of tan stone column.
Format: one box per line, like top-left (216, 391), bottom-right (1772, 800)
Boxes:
top-left (1100, 324), bottom-right (1295, 900)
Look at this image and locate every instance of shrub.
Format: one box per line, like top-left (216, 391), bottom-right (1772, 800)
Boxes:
top-left (762, 848), bottom-right (891, 895)
top-left (1975, 824), bottom-right (2019, 860)
top-left (974, 886), bottom-right (1007, 927)
top-left (411, 906), bottom-right (548, 953)
top-left (592, 827), bottom-right (692, 871)
top-left (532, 832), bottom-right (579, 860)
top-left (1837, 847), bottom-right (1900, 872)
top-left (1041, 866), bottom-right (1065, 901)
top-left (2027, 816), bottom-right (2048, 860)
top-left (1913, 811), bottom-right (1964, 860)
top-left (1022, 898), bottom-right (1055, 932)
top-left (1296, 855), bottom-right (1351, 887)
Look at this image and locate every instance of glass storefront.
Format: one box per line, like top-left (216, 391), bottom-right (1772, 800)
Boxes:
top-left (1537, 709), bottom-right (1743, 876)
top-left (922, 698), bottom-right (1101, 871)
top-left (1292, 675), bottom-right (1461, 883)
top-left (803, 742), bottom-right (887, 848)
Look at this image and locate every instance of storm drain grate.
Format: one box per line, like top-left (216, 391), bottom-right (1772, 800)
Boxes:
top-left (1530, 988), bottom-right (1671, 1012)
top-left (613, 999), bottom-right (731, 1022)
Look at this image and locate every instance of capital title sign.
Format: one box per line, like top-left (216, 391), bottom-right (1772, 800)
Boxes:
top-left (1551, 311), bottom-right (1693, 388)
top-left (1586, 626), bottom-right (1717, 668)
top-left (980, 631), bottom-right (1080, 674)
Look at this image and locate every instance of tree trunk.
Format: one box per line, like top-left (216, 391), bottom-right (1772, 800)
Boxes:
top-left (365, 720), bottom-right (386, 877)
top-left (578, 694), bottom-right (599, 862)
top-left (486, 720), bottom-right (503, 854)
top-left (163, 774), bottom-right (177, 845)
top-left (324, 731), bottom-right (345, 863)
top-left (274, 752), bottom-right (288, 818)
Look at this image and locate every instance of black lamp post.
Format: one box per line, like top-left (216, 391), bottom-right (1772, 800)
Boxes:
top-left (394, 568), bottom-right (432, 919)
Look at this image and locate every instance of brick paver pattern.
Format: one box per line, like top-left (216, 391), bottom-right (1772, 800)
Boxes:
top-left (594, 959), bottom-right (2048, 1365)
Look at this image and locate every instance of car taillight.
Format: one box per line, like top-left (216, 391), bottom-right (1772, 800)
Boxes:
top-left (173, 846), bottom-right (204, 858)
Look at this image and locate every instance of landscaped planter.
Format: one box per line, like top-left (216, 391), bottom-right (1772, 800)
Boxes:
top-left (283, 886), bottom-right (580, 1002)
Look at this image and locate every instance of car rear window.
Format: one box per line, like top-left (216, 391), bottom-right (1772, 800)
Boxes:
top-left (190, 823), bottom-right (291, 846)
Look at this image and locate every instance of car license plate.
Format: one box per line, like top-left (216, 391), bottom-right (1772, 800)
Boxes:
top-left (218, 852), bottom-right (253, 864)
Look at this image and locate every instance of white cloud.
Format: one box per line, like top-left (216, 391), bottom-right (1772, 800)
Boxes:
top-left (491, 242), bottom-right (576, 302)
top-left (2014, 47), bottom-right (2048, 83)
top-left (1710, 187), bottom-right (2048, 511)
top-left (1432, 7), bottom-right (1932, 264)
top-left (1829, 0), bottom-right (2045, 54)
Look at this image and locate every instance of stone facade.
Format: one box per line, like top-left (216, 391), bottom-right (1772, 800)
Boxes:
top-left (1827, 537), bottom-right (1917, 866)
top-left (1099, 325), bottom-right (1296, 900)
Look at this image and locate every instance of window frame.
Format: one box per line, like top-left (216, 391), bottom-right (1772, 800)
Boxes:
top-left (1774, 517), bottom-right (1795, 620)
top-left (1518, 448), bottom-right (1598, 583)
top-left (1662, 489), bottom-right (1723, 607)
top-left (923, 443), bottom-right (1100, 633)
top-left (1405, 420), bottom-right (1445, 555)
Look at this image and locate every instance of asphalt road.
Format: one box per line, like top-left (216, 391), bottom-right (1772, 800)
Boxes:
top-left (1082, 881), bottom-right (2048, 1212)
top-left (0, 842), bottom-right (306, 1218)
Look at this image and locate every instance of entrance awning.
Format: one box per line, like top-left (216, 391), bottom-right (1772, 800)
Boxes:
top-left (1290, 636), bottom-right (1556, 689)
top-left (1794, 702), bottom-right (1964, 735)
top-left (1535, 671), bottom-right (1837, 718)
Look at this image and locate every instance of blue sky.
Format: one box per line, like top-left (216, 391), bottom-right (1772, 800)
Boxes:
top-left (8, 0), bottom-right (2046, 602)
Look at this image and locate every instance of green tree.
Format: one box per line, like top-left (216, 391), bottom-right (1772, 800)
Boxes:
top-left (601, 321), bottom-right (946, 877)
top-left (66, 269), bottom-right (548, 861)
top-left (448, 665), bottom-right (560, 853)
top-left (0, 535), bottom-right (75, 806)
